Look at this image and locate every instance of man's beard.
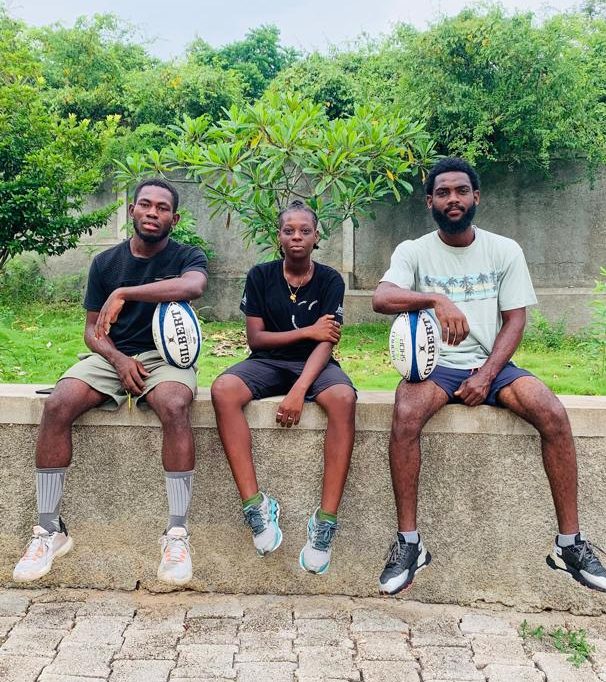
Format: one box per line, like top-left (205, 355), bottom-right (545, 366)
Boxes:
top-left (432, 203), bottom-right (476, 235)
top-left (133, 221), bottom-right (171, 243)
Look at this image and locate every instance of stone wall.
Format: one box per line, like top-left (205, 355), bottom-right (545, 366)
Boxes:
top-left (2, 385), bottom-right (606, 615)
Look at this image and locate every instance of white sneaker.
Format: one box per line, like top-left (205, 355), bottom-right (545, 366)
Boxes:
top-left (157, 526), bottom-right (193, 586)
top-left (243, 493), bottom-right (282, 556)
top-left (13, 522), bottom-right (73, 582)
top-left (299, 509), bottom-right (339, 575)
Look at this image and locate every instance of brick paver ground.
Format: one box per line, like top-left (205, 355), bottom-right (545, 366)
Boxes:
top-left (1, 588), bottom-right (606, 681)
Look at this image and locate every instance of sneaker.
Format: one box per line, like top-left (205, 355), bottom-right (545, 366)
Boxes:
top-left (546, 533), bottom-right (606, 592)
top-left (157, 526), bottom-right (193, 586)
top-left (378, 534), bottom-right (432, 595)
top-left (243, 492), bottom-right (282, 556)
top-left (299, 509), bottom-right (339, 575)
top-left (12, 519), bottom-right (73, 583)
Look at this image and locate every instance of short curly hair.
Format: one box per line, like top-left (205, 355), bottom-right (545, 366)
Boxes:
top-left (425, 157), bottom-right (480, 195)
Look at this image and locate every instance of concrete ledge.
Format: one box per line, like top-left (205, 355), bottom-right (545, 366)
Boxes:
top-left (1, 384), bottom-right (606, 613)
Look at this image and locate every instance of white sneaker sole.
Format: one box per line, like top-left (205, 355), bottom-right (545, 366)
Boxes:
top-left (12, 535), bottom-right (74, 583)
top-left (157, 569), bottom-right (193, 586)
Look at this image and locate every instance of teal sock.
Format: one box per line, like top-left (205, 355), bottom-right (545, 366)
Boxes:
top-left (243, 491), bottom-right (263, 508)
top-left (317, 508), bottom-right (337, 523)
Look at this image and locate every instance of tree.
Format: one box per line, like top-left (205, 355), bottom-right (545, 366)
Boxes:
top-left (29, 14), bottom-right (152, 122)
top-left (0, 11), bottom-right (118, 271)
top-left (188, 25), bottom-right (299, 100)
top-left (116, 92), bottom-right (437, 257)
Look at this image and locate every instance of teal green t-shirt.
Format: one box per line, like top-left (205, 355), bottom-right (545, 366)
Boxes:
top-left (380, 227), bottom-right (537, 370)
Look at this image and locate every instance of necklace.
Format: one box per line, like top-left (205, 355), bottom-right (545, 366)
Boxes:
top-left (283, 261), bottom-right (313, 302)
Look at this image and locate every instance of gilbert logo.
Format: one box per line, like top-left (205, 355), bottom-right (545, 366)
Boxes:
top-left (420, 314), bottom-right (437, 378)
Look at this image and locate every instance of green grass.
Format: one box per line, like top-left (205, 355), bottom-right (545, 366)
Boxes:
top-left (1, 303), bottom-right (605, 394)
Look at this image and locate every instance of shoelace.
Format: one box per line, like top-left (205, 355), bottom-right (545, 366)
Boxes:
top-left (310, 519), bottom-right (339, 551)
top-left (243, 504), bottom-right (266, 536)
top-left (572, 539), bottom-right (606, 566)
top-left (21, 534), bottom-right (50, 562)
top-left (161, 535), bottom-right (192, 563)
top-left (385, 537), bottom-right (413, 567)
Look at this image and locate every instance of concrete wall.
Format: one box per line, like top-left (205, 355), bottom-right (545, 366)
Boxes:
top-left (44, 163), bottom-right (606, 327)
top-left (2, 385), bottom-right (606, 615)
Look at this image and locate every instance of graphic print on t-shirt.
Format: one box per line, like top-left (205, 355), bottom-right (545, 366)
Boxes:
top-left (290, 298), bottom-right (319, 329)
top-left (419, 270), bottom-right (503, 302)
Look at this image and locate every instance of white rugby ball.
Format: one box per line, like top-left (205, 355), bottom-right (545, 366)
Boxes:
top-left (389, 310), bottom-right (441, 381)
top-left (152, 301), bottom-right (202, 369)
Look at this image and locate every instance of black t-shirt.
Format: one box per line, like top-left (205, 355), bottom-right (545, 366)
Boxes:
top-left (240, 259), bottom-right (345, 362)
top-left (84, 239), bottom-right (208, 356)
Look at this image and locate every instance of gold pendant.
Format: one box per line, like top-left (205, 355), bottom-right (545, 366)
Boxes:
top-left (290, 293), bottom-right (297, 302)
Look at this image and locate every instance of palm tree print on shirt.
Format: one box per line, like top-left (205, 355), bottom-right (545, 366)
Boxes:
top-left (419, 271), bottom-right (502, 302)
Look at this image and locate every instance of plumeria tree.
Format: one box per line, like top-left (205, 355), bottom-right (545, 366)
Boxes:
top-left (115, 92), bottom-right (437, 257)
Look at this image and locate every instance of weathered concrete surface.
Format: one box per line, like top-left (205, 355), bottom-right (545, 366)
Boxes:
top-left (3, 589), bottom-right (606, 681)
top-left (1, 386), bottom-right (606, 614)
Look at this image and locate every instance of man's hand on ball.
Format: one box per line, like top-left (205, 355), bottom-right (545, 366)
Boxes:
top-left (95, 290), bottom-right (126, 338)
top-left (433, 297), bottom-right (469, 346)
top-left (113, 356), bottom-right (149, 396)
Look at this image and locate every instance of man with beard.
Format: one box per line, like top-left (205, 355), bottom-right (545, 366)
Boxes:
top-left (13, 179), bottom-right (208, 587)
top-left (372, 157), bottom-right (606, 596)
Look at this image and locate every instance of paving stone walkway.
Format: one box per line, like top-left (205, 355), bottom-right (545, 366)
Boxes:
top-left (1, 588), bottom-right (606, 681)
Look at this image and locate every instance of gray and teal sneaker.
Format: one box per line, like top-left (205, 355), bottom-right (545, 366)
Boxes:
top-left (243, 492), bottom-right (282, 556)
top-left (299, 509), bottom-right (339, 575)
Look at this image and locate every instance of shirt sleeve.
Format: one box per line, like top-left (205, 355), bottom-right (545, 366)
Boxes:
top-left (181, 247), bottom-right (208, 276)
top-left (380, 241), bottom-right (416, 289)
top-left (319, 270), bottom-right (346, 325)
top-left (83, 258), bottom-right (107, 312)
top-left (240, 267), bottom-right (264, 317)
top-left (498, 242), bottom-right (538, 311)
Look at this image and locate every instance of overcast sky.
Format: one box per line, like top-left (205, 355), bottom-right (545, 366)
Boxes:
top-left (6, 0), bottom-right (582, 59)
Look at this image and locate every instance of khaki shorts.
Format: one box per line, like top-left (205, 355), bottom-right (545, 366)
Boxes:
top-left (60, 350), bottom-right (197, 410)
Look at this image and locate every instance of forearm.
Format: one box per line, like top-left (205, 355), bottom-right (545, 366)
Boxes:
top-left (85, 325), bottom-right (127, 365)
top-left (119, 276), bottom-right (205, 303)
top-left (373, 285), bottom-right (445, 315)
top-left (290, 342), bottom-right (334, 394)
top-left (248, 328), bottom-right (310, 351)
top-left (478, 319), bottom-right (525, 382)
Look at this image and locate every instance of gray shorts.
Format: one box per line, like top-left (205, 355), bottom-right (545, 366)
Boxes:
top-left (60, 350), bottom-right (197, 409)
top-left (222, 357), bottom-right (356, 401)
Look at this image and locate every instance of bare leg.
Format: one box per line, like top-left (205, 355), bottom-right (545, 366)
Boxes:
top-left (210, 374), bottom-right (256, 499)
top-left (36, 378), bottom-right (107, 468)
top-left (498, 376), bottom-right (579, 534)
top-left (145, 382), bottom-right (195, 471)
top-left (389, 380), bottom-right (449, 531)
top-left (314, 384), bottom-right (356, 515)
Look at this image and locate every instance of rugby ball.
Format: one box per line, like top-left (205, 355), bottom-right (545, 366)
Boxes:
top-left (389, 310), bottom-right (440, 381)
top-left (152, 301), bottom-right (202, 369)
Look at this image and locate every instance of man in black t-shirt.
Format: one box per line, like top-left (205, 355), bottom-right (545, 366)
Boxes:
top-left (13, 179), bottom-right (208, 587)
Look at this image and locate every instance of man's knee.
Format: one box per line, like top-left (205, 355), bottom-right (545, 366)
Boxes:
top-left (537, 395), bottom-right (571, 439)
top-left (150, 386), bottom-right (192, 424)
top-left (41, 392), bottom-right (82, 426)
top-left (391, 397), bottom-right (425, 441)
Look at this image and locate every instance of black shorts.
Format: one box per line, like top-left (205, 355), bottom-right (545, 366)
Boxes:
top-left (428, 362), bottom-right (533, 406)
top-left (222, 358), bottom-right (356, 401)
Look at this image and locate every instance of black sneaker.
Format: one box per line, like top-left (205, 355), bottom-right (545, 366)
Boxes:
top-left (546, 533), bottom-right (606, 592)
top-left (379, 534), bottom-right (432, 595)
